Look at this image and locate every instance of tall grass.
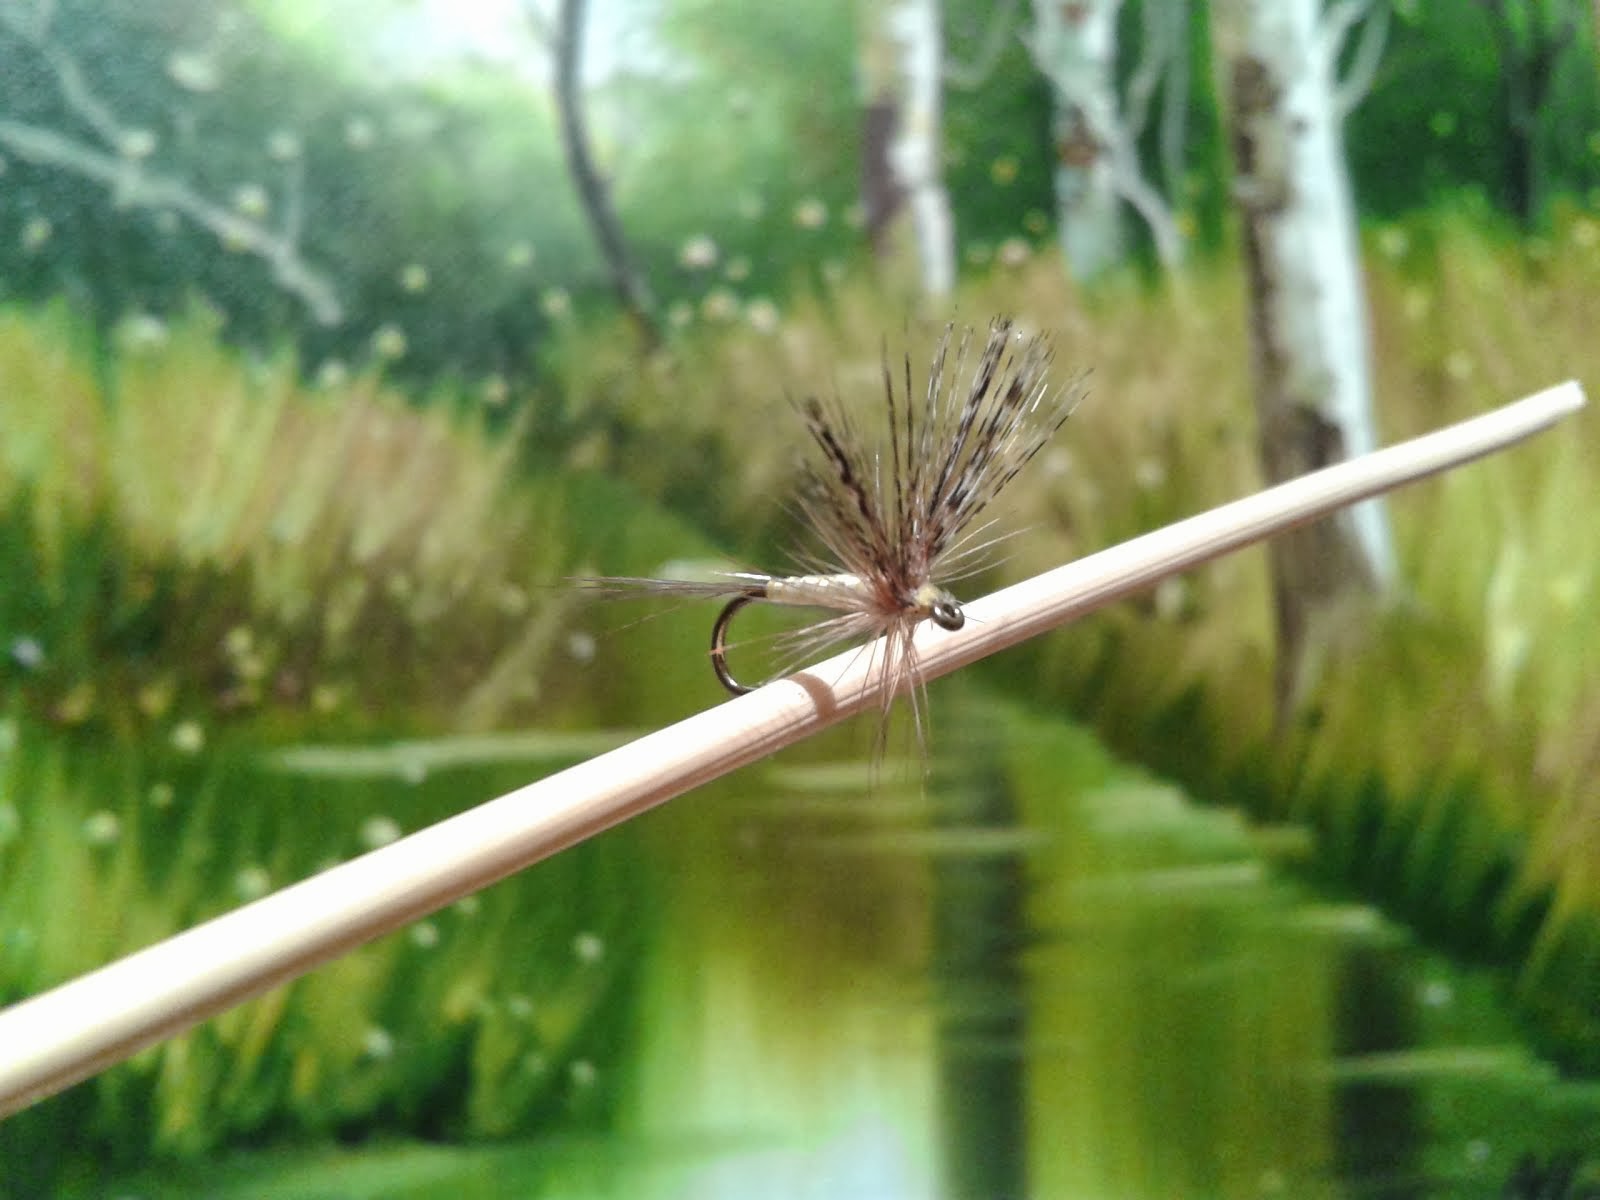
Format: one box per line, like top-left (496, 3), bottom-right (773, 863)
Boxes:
top-left (544, 210), bottom-right (1600, 1064)
top-left (0, 305), bottom-right (653, 1190)
top-left (0, 304), bottom-right (575, 739)
top-left (1, 207), bottom-right (1597, 1188)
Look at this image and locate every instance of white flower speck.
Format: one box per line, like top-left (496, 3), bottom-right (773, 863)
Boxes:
top-left (700, 289), bottom-right (738, 322)
top-left (997, 237), bottom-right (1031, 268)
top-left (171, 721), bottom-right (205, 755)
top-left (232, 183), bottom-right (269, 219)
top-left (678, 235), bottom-right (718, 270)
top-left (119, 129), bottom-right (158, 159)
top-left (116, 313), bottom-right (169, 352)
top-left (266, 130), bottom-right (303, 161)
top-left (167, 51), bottom-right (220, 93)
top-left (83, 811), bottom-right (121, 846)
top-left (21, 217), bottom-right (52, 253)
top-left (746, 298), bottom-right (780, 334)
top-left (361, 1026), bottom-right (396, 1060)
top-left (371, 324), bottom-right (408, 360)
top-left (359, 815), bottom-right (403, 849)
top-left (541, 289), bottom-right (571, 320)
top-left (573, 931), bottom-right (605, 964)
top-left (234, 864), bottom-right (272, 900)
top-left (793, 198), bottom-right (828, 229)
top-left (9, 637), bottom-right (44, 670)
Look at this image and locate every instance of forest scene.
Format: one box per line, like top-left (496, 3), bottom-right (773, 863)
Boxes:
top-left (1, 0), bottom-right (1599, 1196)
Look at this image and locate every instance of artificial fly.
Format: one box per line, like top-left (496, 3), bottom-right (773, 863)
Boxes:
top-left (579, 316), bottom-right (1085, 751)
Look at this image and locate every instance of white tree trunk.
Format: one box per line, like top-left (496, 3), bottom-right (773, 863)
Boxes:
top-left (1213, 0), bottom-right (1396, 709)
top-left (862, 0), bottom-right (956, 300)
top-left (1026, 0), bottom-right (1188, 279)
top-left (1028, 0), bottom-right (1126, 278)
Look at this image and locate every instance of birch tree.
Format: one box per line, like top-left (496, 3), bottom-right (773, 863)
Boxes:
top-left (861, 0), bottom-right (957, 300)
top-left (1025, 0), bottom-right (1188, 280)
top-left (1211, 0), bottom-right (1395, 714)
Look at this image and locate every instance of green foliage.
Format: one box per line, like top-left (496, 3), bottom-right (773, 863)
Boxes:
top-left (544, 209), bottom-right (1600, 1068)
top-left (0, 303), bottom-right (572, 740)
top-left (1019, 208), bottom-right (1600, 1067)
top-left (7, 3), bottom-right (1600, 1187)
top-left (4, 0), bottom-right (1598, 392)
top-left (0, 300), bottom-right (682, 1193)
top-left (0, 720), bottom-right (646, 1191)
top-left (4, 201), bottom-right (1600, 1185)
top-left (620, 0), bottom-right (865, 316)
top-left (0, 0), bottom-right (585, 385)
top-left (1347, 0), bottom-right (1600, 220)
top-left (939, 1), bottom-right (1059, 258)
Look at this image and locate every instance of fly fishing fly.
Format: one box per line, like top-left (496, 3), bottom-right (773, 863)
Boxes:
top-left (580, 316), bottom-right (1084, 747)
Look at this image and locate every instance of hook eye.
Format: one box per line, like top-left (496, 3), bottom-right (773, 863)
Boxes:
top-left (930, 598), bottom-right (965, 631)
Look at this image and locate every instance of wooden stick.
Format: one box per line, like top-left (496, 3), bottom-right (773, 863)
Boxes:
top-left (0, 380), bottom-right (1584, 1117)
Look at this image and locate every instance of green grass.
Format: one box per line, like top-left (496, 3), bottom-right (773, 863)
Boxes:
top-left (0, 314), bottom-right (678, 1187)
top-left (1, 208), bottom-right (1599, 1187)
top-left (0, 721), bottom-right (646, 1181)
top-left (540, 209), bottom-right (1600, 1063)
top-left (0, 303), bottom-right (579, 742)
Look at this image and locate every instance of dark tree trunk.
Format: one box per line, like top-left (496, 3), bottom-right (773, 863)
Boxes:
top-left (861, 98), bottom-right (904, 258)
top-left (1482, 0), bottom-right (1579, 225)
top-left (552, 0), bottom-right (658, 347)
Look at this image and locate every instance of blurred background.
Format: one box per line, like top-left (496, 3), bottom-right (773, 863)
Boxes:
top-left (1, 0), bottom-right (1598, 1196)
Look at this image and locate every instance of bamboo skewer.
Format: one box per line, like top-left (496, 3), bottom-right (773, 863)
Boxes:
top-left (0, 379), bottom-right (1584, 1117)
